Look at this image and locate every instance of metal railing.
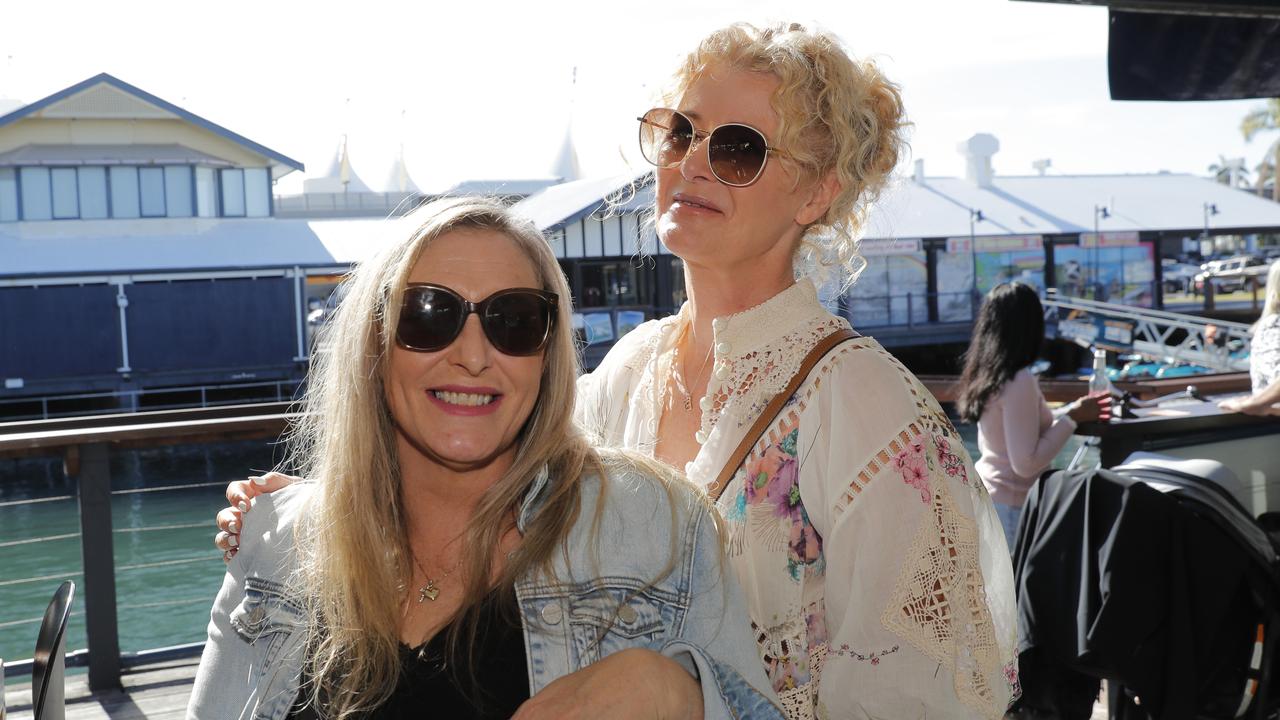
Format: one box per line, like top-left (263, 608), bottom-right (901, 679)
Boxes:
top-left (0, 379), bottom-right (302, 422)
top-left (0, 404), bottom-right (295, 691)
top-left (1044, 290), bottom-right (1253, 372)
top-left (273, 191), bottom-right (424, 218)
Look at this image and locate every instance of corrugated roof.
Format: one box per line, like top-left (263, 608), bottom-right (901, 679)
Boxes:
top-left (0, 74), bottom-right (304, 179)
top-left (867, 174), bottom-right (1280, 239)
top-left (444, 178), bottom-right (562, 197)
top-left (0, 217), bottom-right (401, 278)
top-left (519, 170), bottom-right (1280, 240)
top-left (513, 171), bottom-right (650, 230)
top-left (0, 144), bottom-right (236, 167)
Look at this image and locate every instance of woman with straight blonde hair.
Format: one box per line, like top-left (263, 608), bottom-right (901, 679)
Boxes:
top-left (218, 22), bottom-right (1020, 719)
top-left (1221, 260), bottom-right (1280, 415)
top-left (190, 196), bottom-right (782, 720)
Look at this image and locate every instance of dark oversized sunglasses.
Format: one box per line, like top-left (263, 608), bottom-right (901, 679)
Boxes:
top-left (637, 107), bottom-right (790, 187)
top-left (395, 283), bottom-right (558, 356)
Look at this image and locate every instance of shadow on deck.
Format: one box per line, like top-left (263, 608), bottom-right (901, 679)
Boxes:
top-left (5, 658), bottom-right (198, 720)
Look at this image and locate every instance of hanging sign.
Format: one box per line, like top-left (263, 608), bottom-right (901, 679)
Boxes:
top-left (946, 235), bottom-right (1042, 253)
top-left (1079, 231), bottom-right (1140, 248)
top-left (861, 238), bottom-right (922, 256)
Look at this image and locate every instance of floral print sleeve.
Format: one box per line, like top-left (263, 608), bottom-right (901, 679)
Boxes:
top-left (795, 339), bottom-right (1019, 719)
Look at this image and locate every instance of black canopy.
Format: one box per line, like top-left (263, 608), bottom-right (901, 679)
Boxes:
top-left (1014, 0), bottom-right (1280, 99)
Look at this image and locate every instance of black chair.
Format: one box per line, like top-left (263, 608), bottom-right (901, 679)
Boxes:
top-left (31, 581), bottom-right (74, 720)
top-left (1012, 458), bottom-right (1280, 720)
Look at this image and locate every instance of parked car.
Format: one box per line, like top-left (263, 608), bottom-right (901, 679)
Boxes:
top-left (1193, 255), bottom-right (1269, 294)
top-left (1161, 259), bottom-right (1200, 293)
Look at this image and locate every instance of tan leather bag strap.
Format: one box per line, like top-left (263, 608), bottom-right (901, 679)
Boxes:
top-left (706, 328), bottom-right (860, 502)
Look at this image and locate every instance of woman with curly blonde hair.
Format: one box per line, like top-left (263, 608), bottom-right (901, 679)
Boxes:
top-left (581, 23), bottom-right (1019, 718)
top-left (218, 22), bottom-right (1019, 719)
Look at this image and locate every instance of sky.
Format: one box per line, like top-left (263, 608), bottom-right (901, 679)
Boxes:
top-left (0, 0), bottom-right (1273, 195)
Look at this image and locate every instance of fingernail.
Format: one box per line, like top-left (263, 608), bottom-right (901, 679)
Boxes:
top-left (238, 500), bottom-right (249, 513)
top-left (228, 534), bottom-right (239, 548)
top-left (228, 520), bottom-right (239, 534)
top-left (251, 475), bottom-right (267, 486)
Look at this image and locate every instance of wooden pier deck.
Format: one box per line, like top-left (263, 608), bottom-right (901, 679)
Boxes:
top-left (4, 658), bottom-right (198, 720)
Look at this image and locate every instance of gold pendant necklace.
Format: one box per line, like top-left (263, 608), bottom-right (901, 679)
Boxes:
top-left (411, 553), bottom-right (461, 603)
top-left (675, 322), bottom-right (714, 412)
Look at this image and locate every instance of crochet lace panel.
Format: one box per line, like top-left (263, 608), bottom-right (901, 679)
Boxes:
top-left (881, 468), bottom-right (1003, 718)
top-left (702, 314), bottom-right (850, 435)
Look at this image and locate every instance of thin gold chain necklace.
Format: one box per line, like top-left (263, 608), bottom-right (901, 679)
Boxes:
top-left (411, 553), bottom-right (463, 603)
top-left (673, 321), bottom-right (714, 412)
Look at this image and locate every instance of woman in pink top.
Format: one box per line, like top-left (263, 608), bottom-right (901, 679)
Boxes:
top-left (955, 283), bottom-right (1110, 549)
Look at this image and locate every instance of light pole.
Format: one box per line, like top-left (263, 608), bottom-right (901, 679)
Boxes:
top-left (969, 208), bottom-right (984, 305)
top-left (1202, 202), bottom-right (1219, 256)
top-left (1092, 204), bottom-right (1110, 300)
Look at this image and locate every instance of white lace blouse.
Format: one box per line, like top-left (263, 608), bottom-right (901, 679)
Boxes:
top-left (576, 280), bottom-right (1020, 720)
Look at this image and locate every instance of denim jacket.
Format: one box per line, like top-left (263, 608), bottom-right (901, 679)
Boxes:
top-left (188, 466), bottom-right (783, 720)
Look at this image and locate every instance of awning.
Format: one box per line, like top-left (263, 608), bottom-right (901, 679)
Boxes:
top-left (0, 144), bottom-right (237, 167)
top-left (1012, 0), bottom-right (1280, 100)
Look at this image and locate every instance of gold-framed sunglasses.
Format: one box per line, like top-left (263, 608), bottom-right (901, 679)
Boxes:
top-left (637, 107), bottom-right (790, 188)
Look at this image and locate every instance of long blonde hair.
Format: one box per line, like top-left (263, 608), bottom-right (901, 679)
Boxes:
top-left (662, 22), bottom-right (909, 289)
top-left (286, 196), bottom-right (603, 718)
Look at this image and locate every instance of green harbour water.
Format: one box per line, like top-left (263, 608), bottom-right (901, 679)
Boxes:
top-left (0, 439), bottom-right (282, 666)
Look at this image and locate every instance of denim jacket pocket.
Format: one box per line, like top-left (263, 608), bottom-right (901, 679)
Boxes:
top-left (229, 576), bottom-right (305, 672)
top-left (566, 580), bottom-right (682, 666)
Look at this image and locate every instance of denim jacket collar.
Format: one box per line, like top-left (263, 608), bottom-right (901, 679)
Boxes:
top-left (515, 464), bottom-right (552, 533)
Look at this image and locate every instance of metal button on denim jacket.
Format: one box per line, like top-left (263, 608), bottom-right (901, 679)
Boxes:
top-left (189, 468), bottom-right (784, 720)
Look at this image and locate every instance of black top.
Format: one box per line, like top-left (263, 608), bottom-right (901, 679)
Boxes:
top-left (288, 587), bottom-right (529, 719)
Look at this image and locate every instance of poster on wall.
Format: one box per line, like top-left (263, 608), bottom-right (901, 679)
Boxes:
top-left (616, 310), bottom-right (646, 338)
top-left (573, 312), bottom-right (616, 346)
top-left (974, 249), bottom-right (1046, 295)
top-left (848, 250), bottom-right (927, 327)
top-left (936, 250), bottom-right (975, 322)
top-left (1055, 244), bottom-right (1154, 307)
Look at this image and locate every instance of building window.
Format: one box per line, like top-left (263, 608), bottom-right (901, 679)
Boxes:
top-left (164, 166), bottom-right (193, 218)
top-left (110, 167), bottom-right (140, 219)
top-left (19, 167), bottom-right (52, 220)
top-left (577, 261), bottom-right (652, 308)
top-left (139, 167), bottom-right (166, 217)
top-left (78, 167), bottom-right (109, 219)
top-left (220, 169), bottom-right (245, 217)
top-left (4, 163), bottom-right (265, 221)
top-left (51, 168), bottom-right (79, 219)
top-left (0, 168), bottom-right (17, 222)
top-left (244, 167), bottom-right (269, 217)
top-left (195, 166), bottom-right (216, 218)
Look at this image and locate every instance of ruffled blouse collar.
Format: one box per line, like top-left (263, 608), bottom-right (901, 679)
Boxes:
top-left (694, 278), bottom-right (828, 360)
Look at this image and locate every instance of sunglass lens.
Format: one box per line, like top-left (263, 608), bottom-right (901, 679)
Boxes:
top-left (640, 109), bottom-right (693, 168)
top-left (484, 292), bottom-right (552, 355)
top-left (709, 124), bottom-right (769, 186)
top-left (397, 286), bottom-right (463, 351)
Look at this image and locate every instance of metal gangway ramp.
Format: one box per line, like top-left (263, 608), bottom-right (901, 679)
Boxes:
top-left (1043, 290), bottom-right (1253, 372)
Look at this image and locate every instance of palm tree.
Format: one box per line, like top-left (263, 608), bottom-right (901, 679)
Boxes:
top-left (1241, 98), bottom-right (1280, 202)
top-left (1208, 155), bottom-right (1251, 188)
top-left (1256, 157), bottom-right (1276, 199)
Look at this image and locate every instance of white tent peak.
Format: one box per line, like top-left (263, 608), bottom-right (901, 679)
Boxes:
top-left (304, 134), bottom-right (372, 194)
top-left (384, 143), bottom-right (420, 194)
top-left (550, 124), bottom-right (581, 183)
